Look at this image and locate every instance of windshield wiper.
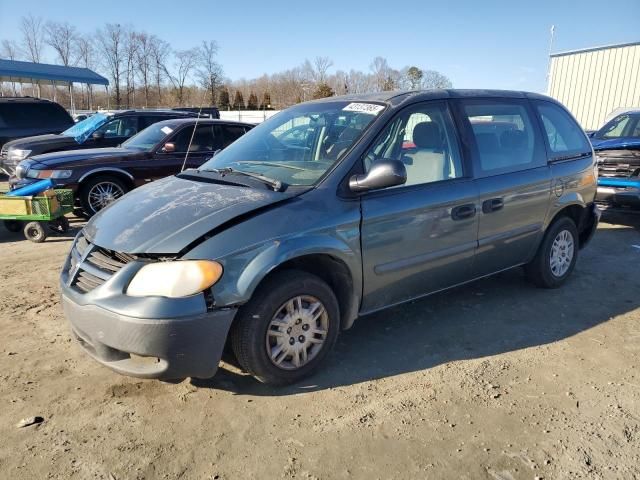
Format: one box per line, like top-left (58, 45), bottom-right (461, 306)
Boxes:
top-left (208, 167), bottom-right (284, 192)
top-left (235, 160), bottom-right (306, 171)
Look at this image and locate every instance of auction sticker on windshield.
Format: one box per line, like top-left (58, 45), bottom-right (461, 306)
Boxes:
top-left (342, 103), bottom-right (385, 115)
top-left (161, 126), bottom-right (173, 135)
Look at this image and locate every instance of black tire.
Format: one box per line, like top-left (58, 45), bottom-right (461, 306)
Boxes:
top-left (4, 220), bottom-right (21, 233)
top-left (525, 216), bottom-right (579, 288)
top-left (48, 216), bottom-right (70, 233)
top-left (230, 270), bottom-right (340, 385)
top-left (23, 221), bottom-right (47, 243)
top-left (79, 175), bottom-right (128, 217)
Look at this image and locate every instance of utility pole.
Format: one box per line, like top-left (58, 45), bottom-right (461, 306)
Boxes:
top-left (546, 25), bottom-right (556, 94)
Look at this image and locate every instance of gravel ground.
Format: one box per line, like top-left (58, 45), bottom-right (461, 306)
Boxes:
top-left (0, 204), bottom-right (639, 480)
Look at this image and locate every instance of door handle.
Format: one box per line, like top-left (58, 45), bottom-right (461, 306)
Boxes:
top-left (482, 198), bottom-right (504, 213)
top-left (451, 203), bottom-right (477, 221)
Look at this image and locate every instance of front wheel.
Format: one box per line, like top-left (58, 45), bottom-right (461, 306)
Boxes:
top-left (230, 270), bottom-right (340, 385)
top-left (525, 217), bottom-right (578, 288)
top-left (79, 175), bottom-right (128, 217)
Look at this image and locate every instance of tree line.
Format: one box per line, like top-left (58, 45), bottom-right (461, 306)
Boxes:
top-left (0, 14), bottom-right (453, 110)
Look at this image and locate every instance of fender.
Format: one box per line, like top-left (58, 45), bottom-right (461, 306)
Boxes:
top-left (78, 167), bottom-right (134, 183)
top-left (211, 233), bottom-right (362, 327)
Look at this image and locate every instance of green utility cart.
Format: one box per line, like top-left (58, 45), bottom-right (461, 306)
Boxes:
top-left (0, 189), bottom-right (74, 243)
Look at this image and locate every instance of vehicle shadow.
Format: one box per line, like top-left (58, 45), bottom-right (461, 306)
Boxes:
top-left (193, 225), bottom-right (640, 396)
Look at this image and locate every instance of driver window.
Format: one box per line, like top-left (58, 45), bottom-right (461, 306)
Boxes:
top-left (363, 103), bottom-right (463, 186)
top-left (94, 117), bottom-right (138, 138)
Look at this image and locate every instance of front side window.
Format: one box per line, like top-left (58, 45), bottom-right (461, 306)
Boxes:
top-left (200, 101), bottom-right (383, 186)
top-left (363, 102), bottom-right (463, 186)
top-left (535, 101), bottom-right (590, 157)
top-left (462, 100), bottom-right (539, 174)
top-left (222, 125), bottom-right (247, 147)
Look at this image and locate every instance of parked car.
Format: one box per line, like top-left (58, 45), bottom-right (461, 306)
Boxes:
top-left (12, 118), bottom-right (252, 216)
top-left (0, 109), bottom-right (198, 177)
top-left (60, 90), bottom-right (599, 385)
top-left (589, 110), bottom-right (640, 208)
top-left (0, 97), bottom-right (73, 155)
top-left (173, 106), bottom-right (220, 118)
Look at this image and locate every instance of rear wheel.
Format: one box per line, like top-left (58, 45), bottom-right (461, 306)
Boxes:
top-left (23, 221), bottom-right (47, 243)
top-left (231, 270), bottom-right (340, 385)
top-left (80, 175), bottom-right (128, 217)
top-left (525, 216), bottom-right (578, 288)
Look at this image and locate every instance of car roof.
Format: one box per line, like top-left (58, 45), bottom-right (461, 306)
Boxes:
top-left (151, 118), bottom-right (254, 128)
top-left (306, 89), bottom-right (555, 107)
top-left (0, 96), bottom-right (62, 104)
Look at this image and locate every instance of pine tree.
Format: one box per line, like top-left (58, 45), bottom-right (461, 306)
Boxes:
top-left (218, 88), bottom-right (230, 110)
top-left (247, 92), bottom-right (259, 109)
top-left (312, 83), bottom-right (335, 99)
top-left (232, 90), bottom-right (245, 110)
top-left (260, 92), bottom-right (272, 109)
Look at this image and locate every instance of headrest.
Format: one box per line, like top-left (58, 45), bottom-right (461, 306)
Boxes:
top-left (412, 122), bottom-right (442, 150)
top-left (500, 129), bottom-right (527, 150)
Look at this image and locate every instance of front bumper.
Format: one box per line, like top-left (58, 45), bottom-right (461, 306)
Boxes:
top-left (596, 183), bottom-right (640, 209)
top-left (62, 294), bottom-right (236, 380)
top-left (9, 176), bottom-right (79, 193)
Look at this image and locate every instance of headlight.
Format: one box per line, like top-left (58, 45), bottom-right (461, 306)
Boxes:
top-left (126, 260), bottom-right (223, 298)
top-left (7, 149), bottom-right (31, 161)
top-left (26, 169), bottom-right (73, 179)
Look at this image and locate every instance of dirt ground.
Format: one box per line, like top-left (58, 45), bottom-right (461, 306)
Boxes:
top-left (0, 201), bottom-right (639, 479)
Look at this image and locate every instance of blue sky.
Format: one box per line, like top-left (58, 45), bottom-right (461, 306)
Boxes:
top-left (1, 0), bottom-right (638, 92)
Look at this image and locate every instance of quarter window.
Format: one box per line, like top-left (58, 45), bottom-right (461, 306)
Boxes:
top-left (462, 101), bottom-right (539, 174)
top-left (363, 102), bottom-right (463, 187)
top-left (534, 102), bottom-right (590, 157)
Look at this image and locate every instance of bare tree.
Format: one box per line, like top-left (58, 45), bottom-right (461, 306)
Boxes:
top-left (370, 56), bottom-right (391, 91)
top-left (20, 14), bottom-right (45, 63)
top-left (196, 40), bottom-right (223, 106)
top-left (135, 32), bottom-right (154, 107)
top-left (166, 47), bottom-right (199, 106)
top-left (123, 29), bottom-right (139, 107)
top-left (1, 40), bottom-right (21, 95)
top-left (1, 40), bottom-right (20, 60)
top-left (422, 70), bottom-right (452, 89)
top-left (150, 38), bottom-right (170, 106)
top-left (45, 21), bottom-right (77, 66)
top-left (313, 56), bottom-right (333, 84)
top-left (96, 23), bottom-right (125, 107)
top-left (75, 36), bottom-right (96, 108)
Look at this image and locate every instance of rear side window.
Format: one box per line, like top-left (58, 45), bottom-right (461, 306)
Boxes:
top-left (0, 102), bottom-right (72, 129)
top-left (222, 125), bottom-right (247, 147)
top-left (534, 101), bottom-right (590, 157)
top-left (461, 100), bottom-right (543, 175)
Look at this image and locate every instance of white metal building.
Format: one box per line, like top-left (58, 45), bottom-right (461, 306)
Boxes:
top-left (547, 41), bottom-right (640, 130)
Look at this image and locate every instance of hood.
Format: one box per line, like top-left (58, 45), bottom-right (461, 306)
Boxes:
top-left (4, 133), bottom-right (77, 151)
top-left (29, 147), bottom-right (139, 169)
top-left (84, 175), bottom-right (294, 254)
top-left (591, 137), bottom-right (640, 151)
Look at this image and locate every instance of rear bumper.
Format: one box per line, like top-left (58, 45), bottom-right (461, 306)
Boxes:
top-left (62, 293), bottom-right (236, 380)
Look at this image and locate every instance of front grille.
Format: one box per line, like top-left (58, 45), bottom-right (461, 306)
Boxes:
top-left (69, 234), bottom-right (135, 293)
top-left (598, 163), bottom-right (640, 178)
top-left (0, 144), bottom-right (8, 159)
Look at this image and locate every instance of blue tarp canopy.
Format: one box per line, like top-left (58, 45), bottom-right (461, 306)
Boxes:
top-left (0, 59), bottom-right (109, 86)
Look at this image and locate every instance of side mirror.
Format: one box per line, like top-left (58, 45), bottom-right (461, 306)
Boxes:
top-left (349, 159), bottom-right (407, 192)
top-left (92, 131), bottom-right (104, 140)
top-left (162, 142), bottom-right (176, 153)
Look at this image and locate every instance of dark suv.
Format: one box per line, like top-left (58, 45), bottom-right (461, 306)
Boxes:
top-left (0, 97), bottom-right (73, 152)
top-left (60, 90), bottom-right (600, 385)
top-left (0, 109), bottom-right (198, 176)
top-left (14, 118), bottom-right (252, 216)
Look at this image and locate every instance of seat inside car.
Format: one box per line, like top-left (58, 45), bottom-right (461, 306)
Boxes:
top-left (402, 121), bottom-right (447, 185)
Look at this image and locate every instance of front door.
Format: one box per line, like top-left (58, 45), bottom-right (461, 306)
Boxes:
top-left (455, 98), bottom-right (551, 276)
top-left (359, 101), bottom-right (479, 313)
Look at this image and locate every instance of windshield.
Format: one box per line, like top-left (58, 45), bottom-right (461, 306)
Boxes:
top-left (61, 113), bottom-right (109, 143)
top-left (122, 122), bottom-right (176, 150)
top-left (199, 101), bottom-right (384, 186)
top-left (595, 113), bottom-right (640, 139)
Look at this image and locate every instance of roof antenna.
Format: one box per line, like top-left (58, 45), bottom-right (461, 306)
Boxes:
top-left (181, 90), bottom-right (208, 172)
